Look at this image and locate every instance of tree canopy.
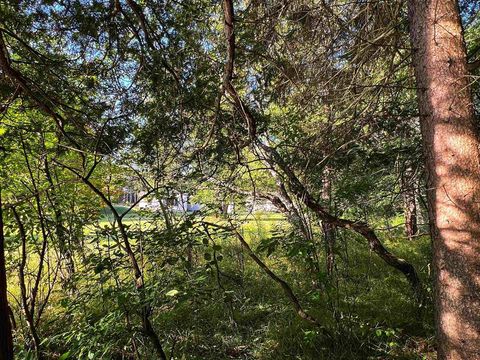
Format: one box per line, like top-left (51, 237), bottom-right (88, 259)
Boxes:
top-left (0, 0), bottom-right (479, 359)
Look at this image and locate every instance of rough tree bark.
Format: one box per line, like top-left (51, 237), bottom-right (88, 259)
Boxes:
top-left (0, 189), bottom-right (14, 360)
top-left (408, 0), bottom-right (480, 358)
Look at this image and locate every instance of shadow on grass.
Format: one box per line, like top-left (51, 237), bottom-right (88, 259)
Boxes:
top-left (152, 235), bottom-right (435, 360)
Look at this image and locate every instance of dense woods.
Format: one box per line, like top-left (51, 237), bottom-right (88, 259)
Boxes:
top-left (0, 0), bottom-right (479, 359)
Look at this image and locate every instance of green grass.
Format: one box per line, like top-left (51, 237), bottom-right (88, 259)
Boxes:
top-left (99, 204), bottom-right (139, 220)
top-left (7, 211), bottom-right (436, 359)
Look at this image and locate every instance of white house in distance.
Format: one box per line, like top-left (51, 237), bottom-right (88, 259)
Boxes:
top-left (121, 187), bottom-right (278, 214)
top-left (246, 198), bottom-right (277, 213)
top-left (120, 188), bottom-right (201, 213)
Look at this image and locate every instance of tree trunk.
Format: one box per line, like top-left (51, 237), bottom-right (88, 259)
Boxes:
top-left (408, 0), bottom-right (480, 358)
top-left (0, 189), bottom-right (14, 360)
top-left (401, 167), bottom-right (418, 240)
top-left (12, 207), bottom-right (42, 358)
top-left (321, 168), bottom-right (336, 275)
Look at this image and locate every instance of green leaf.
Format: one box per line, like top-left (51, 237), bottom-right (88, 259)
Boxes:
top-left (0, 127), bottom-right (6, 136)
top-left (59, 352), bottom-right (71, 360)
top-left (44, 140), bottom-right (55, 149)
top-left (166, 289), bottom-right (180, 297)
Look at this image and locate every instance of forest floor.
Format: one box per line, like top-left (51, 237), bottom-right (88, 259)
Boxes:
top-left (156, 213), bottom-right (436, 359)
top-left (8, 210), bottom-right (436, 359)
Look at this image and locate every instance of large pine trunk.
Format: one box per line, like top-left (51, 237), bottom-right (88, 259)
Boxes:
top-left (408, 0), bottom-right (480, 358)
top-left (0, 190), bottom-right (14, 360)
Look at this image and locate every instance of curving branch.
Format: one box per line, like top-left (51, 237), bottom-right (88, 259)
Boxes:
top-left (233, 228), bottom-right (322, 326)
top-left (255, 143), bottom-right (423, 298)
top-left (115, 0), bottom-right (181, 86)
top-left (210, 177), bottom-right (312, 240)
top-left (222, 0), bottom-right (257, 141)
top-left (11, 208), bottom-right (43, 358)
top-left (205, 221), bottom-right (325, 329)
top-left (53, 160), bottom-right (168, 360)
top-left (221, 0), bottom-right (423, 299)
top-left (0, 31), bottom-right (79, 147)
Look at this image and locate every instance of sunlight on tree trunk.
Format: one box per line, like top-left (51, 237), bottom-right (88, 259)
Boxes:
top-left (408, 0), bottom-right (480, 358)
